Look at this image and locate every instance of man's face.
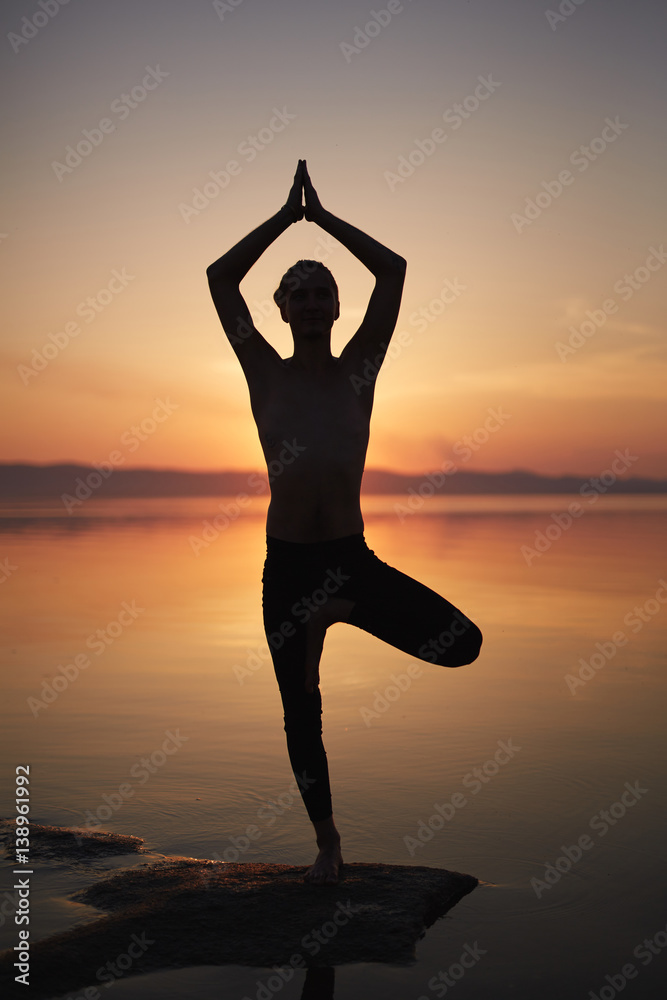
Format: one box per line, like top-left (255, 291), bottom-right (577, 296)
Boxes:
top-left (281, 271), bottom-right (340, 339)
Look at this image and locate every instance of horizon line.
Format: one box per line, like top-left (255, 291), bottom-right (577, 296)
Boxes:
top-left (1, 461), bottom-right (665, 483)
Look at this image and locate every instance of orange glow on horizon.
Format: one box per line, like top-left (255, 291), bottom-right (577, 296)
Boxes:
top-left (2, 2), bottom-right (665, 480)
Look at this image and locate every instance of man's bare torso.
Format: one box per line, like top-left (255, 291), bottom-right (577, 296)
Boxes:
top-left (246, 356), bottom-right (373, 542)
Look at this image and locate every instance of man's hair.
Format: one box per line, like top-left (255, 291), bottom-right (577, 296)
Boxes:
top-left (273, 260), bottom-right (339, 308)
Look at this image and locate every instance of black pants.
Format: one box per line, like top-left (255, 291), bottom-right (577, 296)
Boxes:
top-left (261, 532), bottom-right (482, 822)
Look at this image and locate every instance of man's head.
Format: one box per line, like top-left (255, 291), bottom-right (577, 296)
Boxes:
top-left (274, 261), bottom-right (340, 338)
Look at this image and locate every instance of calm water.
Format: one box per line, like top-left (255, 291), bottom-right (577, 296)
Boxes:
top-left (1, 495), bottom-right (666, 999)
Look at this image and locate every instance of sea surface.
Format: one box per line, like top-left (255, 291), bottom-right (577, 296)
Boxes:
top-left (1, 495), bottom-right (666, 999)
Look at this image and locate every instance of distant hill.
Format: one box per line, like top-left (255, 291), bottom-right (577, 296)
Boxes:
top-left (0, 463), bottom-right (665, 498)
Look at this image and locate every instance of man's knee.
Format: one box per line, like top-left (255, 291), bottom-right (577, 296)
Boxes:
top-left (431, 622), bottom-right (482, 667)
top-left (449, 624), bottom-right (483, 666)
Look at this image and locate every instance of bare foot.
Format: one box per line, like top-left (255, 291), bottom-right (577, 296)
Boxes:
top-left (304, 838), bottom-right (344, 885)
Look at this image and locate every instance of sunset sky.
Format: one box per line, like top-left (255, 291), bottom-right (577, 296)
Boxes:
top-left (2, 0), bottom-right (666, 479)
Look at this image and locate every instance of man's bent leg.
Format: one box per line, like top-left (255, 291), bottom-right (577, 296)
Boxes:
top-left (347, 550), bottom-right (482, 667)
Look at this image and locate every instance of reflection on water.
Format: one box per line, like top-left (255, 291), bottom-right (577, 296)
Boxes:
top-left (0, 496), bottom-right (665, 998)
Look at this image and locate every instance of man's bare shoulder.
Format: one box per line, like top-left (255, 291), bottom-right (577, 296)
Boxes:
top-left (241, 344), bottom-right (291, 390)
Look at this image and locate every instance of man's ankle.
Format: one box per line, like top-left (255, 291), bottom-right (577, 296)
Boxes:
top-left (316, 831), bottom-right (341, 847)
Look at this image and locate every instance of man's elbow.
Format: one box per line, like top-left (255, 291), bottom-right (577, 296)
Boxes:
top-left (206, 261), bottom-right (234, 287)
top-left (377, 255), bottom-right (407, 280)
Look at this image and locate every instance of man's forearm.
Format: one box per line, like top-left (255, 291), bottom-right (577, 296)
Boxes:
top-left (314, 208), bottom-right (406, 276)
top-left (207, 205), bottom-right (296, 283)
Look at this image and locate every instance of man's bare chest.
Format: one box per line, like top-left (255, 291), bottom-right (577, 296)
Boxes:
top-left (249, 367), bottom-right (372, 456)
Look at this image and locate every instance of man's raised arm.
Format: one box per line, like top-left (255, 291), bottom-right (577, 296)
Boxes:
top-left (206, 162), bottom-right (304, 364)
top-left (301, 162), bottom-right (406, 368)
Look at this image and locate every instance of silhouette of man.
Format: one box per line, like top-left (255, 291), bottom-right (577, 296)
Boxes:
top-left (207, 160), bottom-right (482, 884)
